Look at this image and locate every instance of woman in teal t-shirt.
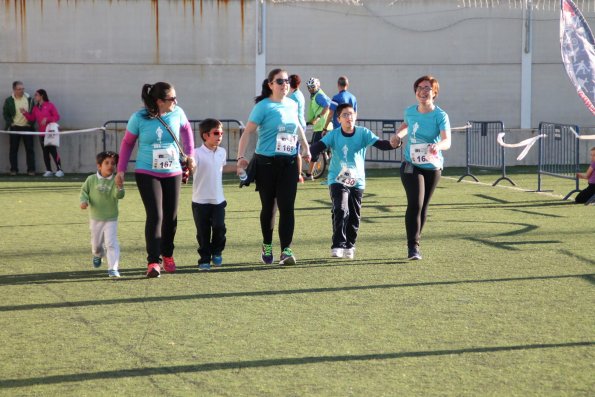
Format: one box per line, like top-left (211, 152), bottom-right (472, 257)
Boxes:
top-left (236, 69), bottom-right (311, 266)
top-left (392, 75), bottom-right (451, 261)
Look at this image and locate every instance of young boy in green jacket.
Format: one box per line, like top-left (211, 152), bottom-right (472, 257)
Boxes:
top-left (80, 151), bottom-right (125, 277)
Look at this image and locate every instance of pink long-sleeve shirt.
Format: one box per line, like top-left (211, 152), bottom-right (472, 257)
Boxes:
top-left (23, 101), bottom-right (60, 133)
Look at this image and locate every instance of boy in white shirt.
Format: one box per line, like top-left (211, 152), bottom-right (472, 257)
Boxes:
top-left (192, 119), bottom-right (236, 270)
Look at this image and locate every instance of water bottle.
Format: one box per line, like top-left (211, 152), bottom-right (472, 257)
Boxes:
top-left (238, 168), bottom-right (248, 182)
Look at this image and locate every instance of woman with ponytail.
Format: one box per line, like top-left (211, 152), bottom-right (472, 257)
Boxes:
top-left (116, 82), bottom-right (195, 278)
top-left (236, 69), bottom-right (311, 266)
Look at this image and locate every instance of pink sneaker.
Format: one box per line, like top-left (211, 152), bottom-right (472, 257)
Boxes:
top-left (146, 263), bottom-right (161, 278)
top-left (162, 256), bottom-right (176, 273)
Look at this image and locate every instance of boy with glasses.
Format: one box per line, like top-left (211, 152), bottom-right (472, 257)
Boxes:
top-left (191, 119), bottom-right (236, 270)
top-left (310, 103), bottom-right (400, 259)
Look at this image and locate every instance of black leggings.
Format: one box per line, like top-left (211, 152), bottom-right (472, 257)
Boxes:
top-left (400, 162), bottom-right (441, 249)
top-left (135, 173), bottom-right (182, 264)
top-left (255, 155), bottom-right (298, 250)
top-left (575, 183), bottom-right (595, 204)
top-left (39, 136), bottom-right (62, 171)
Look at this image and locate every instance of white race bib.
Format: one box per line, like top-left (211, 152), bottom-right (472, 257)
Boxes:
top-left (152, 147), bottom-right (177, 170)
top-left (335, 166), bottom-right (358, 187)
top-left (276, 133), bottom-right (297, 155)
top-left (409, 143), bottom-right (440, 167)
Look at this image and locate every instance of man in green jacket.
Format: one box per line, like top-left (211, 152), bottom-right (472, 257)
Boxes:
top-left (305, 77), bottom-right (332, 180)
top-left (3, 81), bottom-right (35, 175)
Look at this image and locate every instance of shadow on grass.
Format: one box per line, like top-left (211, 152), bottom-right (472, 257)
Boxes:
top-left (0, 258), bottom-right (406, 286)
top-left (464, 237), bottom-right (561, 251)
top-left (1, 273), bottom-right (592, 312)
top-left (1, 341), bottom-right (592, 388)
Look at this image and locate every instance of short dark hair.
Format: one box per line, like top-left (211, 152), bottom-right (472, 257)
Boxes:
top-left (96, 151), bottom-right (119, 165)
top-left (198, 118), bottom-right (223, 141)
top-left (289, 74), bottom-right (301, 89)
top-left (12, 81), bottom-right (23, 90)
top-left (413, 75), bottom-right (440, 98)
top-left (336, 103), bottom-right (354, 118)
top-left (337, 76), bottom-right (348, 88)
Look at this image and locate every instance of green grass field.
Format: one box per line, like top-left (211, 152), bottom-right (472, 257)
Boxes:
top-left (0, 168), bottom-right (593, 396)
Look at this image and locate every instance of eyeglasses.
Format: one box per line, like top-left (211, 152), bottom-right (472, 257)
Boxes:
top-left (274, 79), bottom-right (289, 85)
top-left (416, 86), bottom-right (432, 92)
top-left (162, 97), bottom-right (177, 102)
top-left (340, 113), bottom-right (355, 119)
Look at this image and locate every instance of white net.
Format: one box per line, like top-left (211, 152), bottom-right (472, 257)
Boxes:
top-left (270, 0), bottom-right (595, 12)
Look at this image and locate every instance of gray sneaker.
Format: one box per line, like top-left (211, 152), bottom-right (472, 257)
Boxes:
top-left (407, 247), bottom-right (422, 260)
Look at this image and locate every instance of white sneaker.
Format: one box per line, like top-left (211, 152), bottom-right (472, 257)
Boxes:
top-left (344, 248), bottom-right (355, 259)
top-left (55, 170), bottom-right (64, 177)
top-left (331, 248), bottom-right (344, 258)
top-left (42, 171), bottom-right (53, 177)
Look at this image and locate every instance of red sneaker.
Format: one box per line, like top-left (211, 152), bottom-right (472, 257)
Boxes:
top-left (146, 263), bottom-right (161, 278)
top-left (163, 256), bottom-right (176, 273)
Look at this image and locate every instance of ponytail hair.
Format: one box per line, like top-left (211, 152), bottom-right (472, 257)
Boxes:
top-left (141, 82), bottom-right (173, 118)
top-left (254, 68), bottom-right (286, 104)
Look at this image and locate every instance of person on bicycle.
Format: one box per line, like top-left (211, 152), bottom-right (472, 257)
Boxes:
top-left (310, 103), bottom-right (400, 259)
top-left (305, 77), bottom-right (332, 180)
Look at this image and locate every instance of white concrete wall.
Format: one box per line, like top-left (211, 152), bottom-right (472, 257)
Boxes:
top-left (1, 0), bottom-right (594, 173)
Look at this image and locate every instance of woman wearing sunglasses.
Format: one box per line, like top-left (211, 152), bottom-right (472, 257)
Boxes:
top-left (391, 75), bottom-right (451, 261)
top-left (236, 68), bottom-right (311, 266)
top-left (116, 82), bottom-right (195, 278)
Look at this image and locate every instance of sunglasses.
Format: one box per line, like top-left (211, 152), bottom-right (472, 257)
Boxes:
top-left (162, 96), bottom-right (177, 102)
top-left (273, 78), bottom-right (289, 85)
top-left (211, 131), bottom-right (223, 136)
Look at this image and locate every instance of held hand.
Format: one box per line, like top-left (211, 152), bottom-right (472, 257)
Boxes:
top-left (302, 151), bottom-right (312, 164)
top-left (390, 135), bottom-right (401, 149)
top-left (237, 158), bottom-right (249, 171)
top-left (186, 156), bottom-right (196, 174)
top-left (19, 108), bottom-right (27, 115)
top-left (80, 202), bottom-right (88, 210)
top-left (115, 171), bottom-right (125, 189)
top-left (428, 143), bottom-right (439, 156)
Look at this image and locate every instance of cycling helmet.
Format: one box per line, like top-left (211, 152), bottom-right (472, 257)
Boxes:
top-left (306, 77), bottom-right (319, 89)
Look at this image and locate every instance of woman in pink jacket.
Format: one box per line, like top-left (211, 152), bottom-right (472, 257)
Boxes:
top-left (22, 89), bottom-right (63, 177)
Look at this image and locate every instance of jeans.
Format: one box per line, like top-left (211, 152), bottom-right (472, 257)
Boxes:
top-left (192, 201), bottom-right (227, 263)
top-left (9, 126), bottom-right (35, 173)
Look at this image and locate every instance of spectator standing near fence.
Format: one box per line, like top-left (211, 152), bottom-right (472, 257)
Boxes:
top-left (192, 119), bottom-right (236, 271)
top-left (3, 81), bottom-right (35, 176)
top-left (288, 74), bottom-right (307, 183)
top-left (80, 151), bottom-right (125, 278)
top-left (116, 82), bottom-right (195, 278)
top-left (575, 146), bottom-right (595, 204)
top-left (391, 75), bottom-right (451, 260)
top-left (325, 76), bottom-right (358, 130)
top-left (236, 68), bottom-right (311, 266)
top-left (310, 103), bottom-right (400, 259)
top-left (21, 89), bottom-right (64, 177)
top-left (305, 77), bottom-right (332, 180)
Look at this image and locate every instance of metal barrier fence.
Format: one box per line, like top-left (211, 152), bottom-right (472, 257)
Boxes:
top-left (356, 119), bottom-right (403, 164)
top-left (457, 120), bottom-right (515, 186)
top-left (537, 122), bottom-right (580, 200)
top-left (102, 119), bottom-right (245, 163)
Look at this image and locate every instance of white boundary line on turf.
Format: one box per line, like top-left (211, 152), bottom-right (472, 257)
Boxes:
top-left (442, 176), bottom-right (566, 200)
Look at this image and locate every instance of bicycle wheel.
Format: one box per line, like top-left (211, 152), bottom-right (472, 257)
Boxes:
top-left (311, 153), bottom-right (327, 179)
